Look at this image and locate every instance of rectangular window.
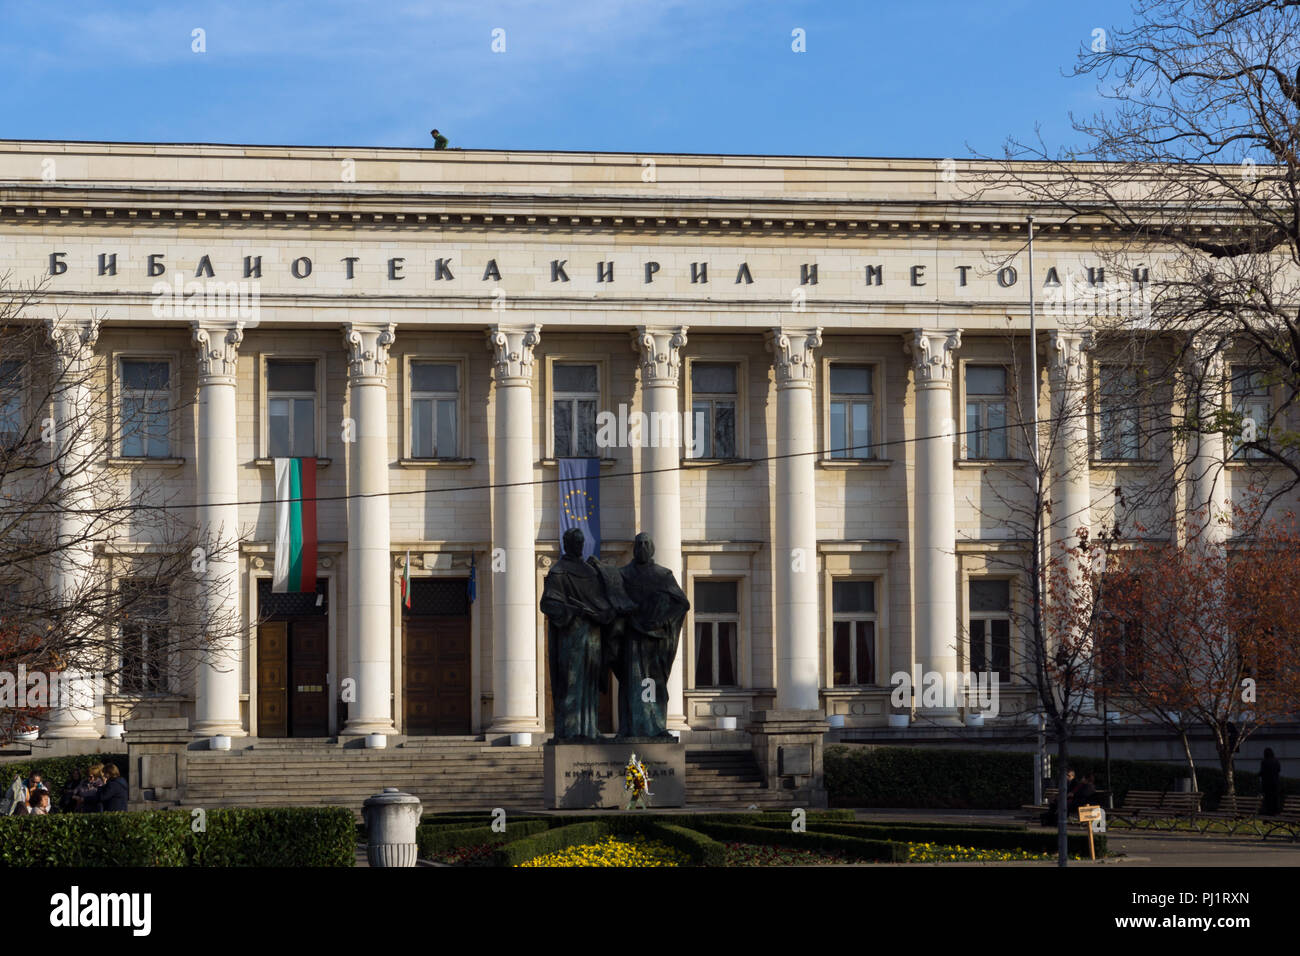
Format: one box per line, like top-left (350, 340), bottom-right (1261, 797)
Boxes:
top-left (410, 362), bottom-right (459, 458)
top-left (965, 365), bottom-right (1009, 460)
top-left (120, 359), bottom-right (170, 458)
top-left (552, 363), bottom-right (598, 458)
top-left (690, 362), bottom-right (738, 459)
top-left (831, 579), bottom-right (876, 686)
top-left (829, 365), bottom-right (874, 459)
top-left (267, 360), bottom-right (316, 458)
top-left (1098, 365), bottom-right (1141, 460)
top-left (1232, 367), bottom-right (1271, 460)
top-left (969, 579), bottom-right (1011, 682)
top-left (693, 580), bottom-right (738, 688)
top-left (0, 360), bottom-right (23, 447)
top-left (120, 583), bottom-right (170, 695)
top-left (1098, 572), bottom-right (1144, 685)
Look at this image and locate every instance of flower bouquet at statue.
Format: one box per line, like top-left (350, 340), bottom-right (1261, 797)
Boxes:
top-left (624, 753), bottom-right (652, 810)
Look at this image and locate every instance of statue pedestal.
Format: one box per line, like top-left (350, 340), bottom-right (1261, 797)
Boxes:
top-left (543, 740), bottom-right (686, 809)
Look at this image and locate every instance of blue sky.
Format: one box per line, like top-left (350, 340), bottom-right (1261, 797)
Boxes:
top-left (0, 0), bottom-right (1136, 157)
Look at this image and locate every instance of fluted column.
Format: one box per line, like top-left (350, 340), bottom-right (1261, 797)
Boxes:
top-left (487, 325), bottom-right (543, 735)
top-left (42, 318), bottom-right (103, 739)
top-left (632, 326), bottom-right (689, 730)
top-left (342, 322), bottom-right (397, 735)
top-left (767, 328), bottom-right (823, 712)
top-left (1188, 335), bottom-right (1228, 548)
top-left (906, 329), bottom-right (962, 693)
top-left (1047, 331), bottom-right (1094, 557)
top-left (191, 322), bottom-right (247, 736)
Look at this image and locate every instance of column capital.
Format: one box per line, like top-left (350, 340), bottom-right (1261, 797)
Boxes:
top-left (904, 329), bottom-right (962, 387)
top-left (766, 327), bottom-right (822, 387)
top-left (342, 322), bottom-right (397, 384)
top-left (487, 324), bottom-right (542, 385)
top-left (44, 316), bottom-right (100, 362)
top-left (1189, 332), bottom-right (1226, 380)
top-left (192, 322), bottom-right (245, 385)
top-left (1046, 329), bottom-right (1095, 386)
top-left (631, 326), bottom-right (689, 386)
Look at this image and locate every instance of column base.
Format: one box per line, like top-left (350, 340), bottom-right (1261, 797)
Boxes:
top-left (191, 720), bottom-right (247, 738)
top-left (486, 717), bottom-right (545, 738)
top-left (666, 713), bottom-right (690, 732)
top-left (41, 723), bottom-right (103, 741)
top-left (342, 718), bottom-right (397, 737)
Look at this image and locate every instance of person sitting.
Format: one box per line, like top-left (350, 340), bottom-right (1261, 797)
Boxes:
top-left (28, 790), bottom-right (51, 815)
top-left (72, 764), bottom-right (104, 813)
top-left (25, 772), bottom-right (48, 795)
top-left (83, 763), bottom-right (127, 813)
top-left (1068, 772), bottom-right (1098, 811)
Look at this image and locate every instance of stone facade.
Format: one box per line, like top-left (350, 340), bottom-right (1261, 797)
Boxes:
top-left (2, 141), bottom-right (1294, 744)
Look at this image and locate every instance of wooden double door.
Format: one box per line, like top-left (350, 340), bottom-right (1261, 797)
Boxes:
top-left (257, 618), bottom-right (329, 738)
top-left (403, 616), bottom-right (471, 735)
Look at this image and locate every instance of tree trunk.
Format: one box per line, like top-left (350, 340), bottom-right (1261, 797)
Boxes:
top-left (1178, 729), bottom-right (1199, 795)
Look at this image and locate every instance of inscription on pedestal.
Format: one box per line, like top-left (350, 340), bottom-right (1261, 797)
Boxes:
top-left (543, 741), bottom-right (686, 809)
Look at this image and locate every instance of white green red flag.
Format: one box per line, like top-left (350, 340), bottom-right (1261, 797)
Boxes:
top-left (273, 457), bottom-right (317, 593)
top-left (402, 549), bottom-right (411, 609)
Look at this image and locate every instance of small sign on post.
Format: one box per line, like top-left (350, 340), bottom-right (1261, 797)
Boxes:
top-left (1077, 805), bottom-right (1103, 860)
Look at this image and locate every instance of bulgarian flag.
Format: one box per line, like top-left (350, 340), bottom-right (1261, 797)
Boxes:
top-left (273, 457), bottom-right (317, 593)
top-left (401, 549), bottom-right (412, 609)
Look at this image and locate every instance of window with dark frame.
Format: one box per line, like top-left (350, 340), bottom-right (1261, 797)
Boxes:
top-left (267, 359), bottom-right (316, 458)
top-left (831, 579), bottom-right (876, 685)
top-left (1098, 365), bottom-right (1142, 460)
top-left (120, 359), bottom-right (170, 458)
top-left (969, 579), bottom-right (1011, 682)
top-left (689, 362), bottom-right (738, 459)
top-left (120, 582), bottom-right (170, 695)
top-left (693, 580), bottom-right (738, 687)
top-left (552, 363), bottom-right (598, 458)
top-left (829, 365), bottom-right (874, 459)
top-left (1231, 367), bottom-right (1271, 460)
top-left (0, 360), bottom-right (22, 448)
top-left (410, 361), bottom-right (459, 459)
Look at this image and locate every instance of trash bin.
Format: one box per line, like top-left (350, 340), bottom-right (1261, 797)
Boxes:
top-left (361, 787), bottom-right (423, 867)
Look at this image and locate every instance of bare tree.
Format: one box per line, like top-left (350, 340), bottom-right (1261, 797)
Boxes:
top-left (0, 273), bottom-right (247, 744)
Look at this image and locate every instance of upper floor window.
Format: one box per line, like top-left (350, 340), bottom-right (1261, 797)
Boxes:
top-left (0, 360), bottom-right (23, 447)
top-left (1097, 365), bottom-right (1142, 460)
top-left (267, 360), bottom-right (316, 458)
top-left (1232, 367), bottom-right (1271, 460)
top-left (120, 359), bottom-right (170, 458)
top-left (829, 365), bottom-right (874, 459)
top-left (119, 582), bottom-right (170, 695)
top-left (693, 580), bottom-right (738, 688)
top-left (411, 362), bottom-right (459, 459)
top-left (965, 366), bottom-right (1009, 460)
top-left (552, 363), bottom-right (598, 458)
top-left (969, 579), bottom-right (1011, 682)
top-left (831, 579), bottom-right (876, 686)
top-left (690, 363), bottom-right (737, 459)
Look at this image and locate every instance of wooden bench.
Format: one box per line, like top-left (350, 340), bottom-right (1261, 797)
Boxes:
top-left (1109, 790), bottom-right (1165, 828)
top-left (1195, 794), bottom-right (1263, 835)
top-left (1261, 794), bottom-right (1300, 840)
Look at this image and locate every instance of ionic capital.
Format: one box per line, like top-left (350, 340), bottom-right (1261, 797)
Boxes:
top-left (487, 324), bottom-right (542, 385)
top-left (905, 329), bottom-right (962, 387)
top-left (767, 327), bottom-right (822, 387)
top-left (192, 322), bottom-right (245, 385)
top-left (343, 322), bottom-right (397, 384)
top-left (1047, 329), bottom-right (1095, 387)
top-left (631, 326), bottom-right (688, 386)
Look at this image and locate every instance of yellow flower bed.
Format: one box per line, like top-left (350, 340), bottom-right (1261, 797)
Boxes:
top-left (517, 835), bottom-right (690, 868)
top-left (906, 842), bottom-right (1072, 863)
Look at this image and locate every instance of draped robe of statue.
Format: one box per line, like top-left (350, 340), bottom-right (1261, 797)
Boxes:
top-left (595, 533), bottom-right (690, 739)
top-left (540, 543), bottom-right (615, 740)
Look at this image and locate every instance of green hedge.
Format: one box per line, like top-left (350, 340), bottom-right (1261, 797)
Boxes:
top-left (641, 821), bottom-right (728, 866)
top-left (190, 808), bottom-right (355, 867)
top-left (492, 821), bottom-right (610, 867)
top-left (687, 820), bottom-right (906, 862)
top-left (0, 807), bottom-right (355, 867)
top-left (0, 753), bottom-right (128, 805)
top-left (792, 820), bottom-right (1105, 857)
top-left (0, 811), bottom-right (189, 867)
top-left (825, 745), bottom-right (1299, 811)
top-left (417, 818), bottom-right (551, 857)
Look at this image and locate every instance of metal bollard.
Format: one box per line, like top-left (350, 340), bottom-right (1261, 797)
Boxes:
top-left (362, 787), bottom-right (423, 867)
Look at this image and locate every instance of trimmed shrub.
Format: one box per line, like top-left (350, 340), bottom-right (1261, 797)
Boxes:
top-left (641, 821), bottom-right (727, 866)
top-left (492, 821), bottom-right (609, 867)
top-left (0, 811), bottom-right (189, 867)
top-left (795, 820), bottom-right (1104, 856)
top-left (417, 818), bottom-right (550, 857)
top-left (189, 807), bottom-right (355, 867)
top-left (687, 820), bottom-right (905, 862)
top-left (0, 753), bottom-right (128, 806)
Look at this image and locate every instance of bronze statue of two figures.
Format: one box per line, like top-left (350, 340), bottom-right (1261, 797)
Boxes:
top-left (540, 531), bottom-right (689, 741)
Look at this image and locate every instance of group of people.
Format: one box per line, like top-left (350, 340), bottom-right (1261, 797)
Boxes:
top-left (4, 763), bottom-right (128, 816)
top-left (1040, 769), bottom-right (1098, 825)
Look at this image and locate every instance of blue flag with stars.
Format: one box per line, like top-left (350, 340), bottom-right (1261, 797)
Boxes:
top-left (558, 457), bottom-right (601, 560)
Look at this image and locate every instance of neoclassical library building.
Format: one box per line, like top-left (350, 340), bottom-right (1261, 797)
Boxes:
top-left (1, 140), bottom-right (1291, 755)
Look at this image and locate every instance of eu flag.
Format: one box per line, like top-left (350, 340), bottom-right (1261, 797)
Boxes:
top-left (558, 457), bottom-right (601, 560)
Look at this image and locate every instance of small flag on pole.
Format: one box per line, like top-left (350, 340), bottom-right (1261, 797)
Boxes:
top-left (273, 457), bottom-right (317, 594)
top-left (402, 549), bottom-right (412, 609)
